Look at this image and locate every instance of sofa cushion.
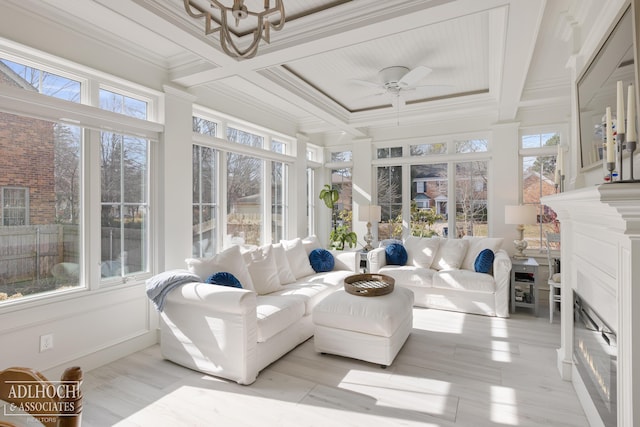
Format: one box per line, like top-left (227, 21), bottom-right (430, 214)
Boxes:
top-left (248, 245), bottom-right (282, 295)
top-left (461, 236), bottom-right (504, 271)
top-left (431, 239), bottom-right (469, 271)
top-left (378, 265), bottom-right (435, 288)
top-left (255, 295), bottom-right (305, 342)
top-left (309, 248), bottom-right (335, 272)
top-left (206, 272), bottom-right (242, 288)
top-left (281, 238), bottom-right (316, 279)
top-left (185, 245), bottom-right (255, 291)
top-left (403, 235), bottom-right (440, 268)
top-left (302, 235), bottom-right (322, 255)
top-left (474, 249), bottom-right (495, 274)
top-left (271, 243), bottom-right (296, 285)
top-left (432, 269), bottom-right (496, 293)
top-left (385, 243), bottom-right (408, 265)
top-left (271, 270), bottom-right (352, 314)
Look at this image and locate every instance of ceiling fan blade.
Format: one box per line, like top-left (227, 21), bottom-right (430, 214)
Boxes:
top-left (349, 79), bottom-right (382, 89)
top-left (398, 66), bottom-right (432, 88)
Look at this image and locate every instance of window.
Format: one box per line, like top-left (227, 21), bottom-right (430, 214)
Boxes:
top-left (410, 143), bottom-right (446, 156)
top-left (520, 131), bottom-right (560, 250)
top-left (306, 167), bottom-right (315, 237)
top-left (330, 167), bottom-right (353, 233)
top-left (100, 132), bottom-right (149, 279)
top-left (377, 166), bottom-right (402, 240)
top-left (99, 89), bottom-right (147, 119)
top-left (0, 113), bottom-right (81, 299)
top-left (411, 163), bottom-right (448, 237)
top-left (0, 58), bottom-right (81, 102)
top-left (455, 139), bottom-right (488, 153)
top-left (228, 127), bottom-right (263, 148)
top-left (193, 117), bottom-right (217, 136)
top-left (1, 187), bottom-right (28, 226)
top-left (227, 152), bottom-right (263, 246)
top-left (192, 145), bottom-right (218, 258)
top-left (455, 161), bottom-right (488, 237)
top-left (377, 146), bottom-right (402, 159)
top-left (272, 161), bottom-right (287, 242)
top-left (331, 150), bottom-right (352, 162)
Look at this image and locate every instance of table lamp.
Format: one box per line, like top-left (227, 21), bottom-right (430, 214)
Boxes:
top-left (359, 205), bottom-right (381, 251)
top-left (505, 205), bottom-right (537, 259)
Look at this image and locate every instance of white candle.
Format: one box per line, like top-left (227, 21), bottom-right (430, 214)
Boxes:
top-left (606, 107), bottom-right (615, 162)
top-left (628, 84), bottom-right (637, 142)
top-left (617, 81), bottom-right (625, 134)
top-left (555, 144), bottom-right (562, 185)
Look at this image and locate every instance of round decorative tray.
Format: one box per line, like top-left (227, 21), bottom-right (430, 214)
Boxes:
top-left (344, 273), bottom-right (394, 297)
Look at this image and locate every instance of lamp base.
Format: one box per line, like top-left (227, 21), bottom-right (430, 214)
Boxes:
top-left (363, 222), bottom-right (374, 252)
top-left (513, 239), bottom-right (528, 259)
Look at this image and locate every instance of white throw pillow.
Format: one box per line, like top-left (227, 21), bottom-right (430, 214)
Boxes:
top-left (302, 235), bottom-right (322, 255)
top-left (248, 246), bottom-right (282, 295)
top-left (431, 239), bottom-right (469, 271)
top-left (271, 243), bottom-right (296, 285)
top-left (403, 235), bottom-right (441, 268)
top-left (185, 245), bottom-right (255, 291)
top-left (461, 236), bottom-right (504, 271)
top-left (281, 238), bottom-right (315, 279)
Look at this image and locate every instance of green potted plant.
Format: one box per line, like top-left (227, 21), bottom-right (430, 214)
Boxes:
top-left (319, 184), bottom-right (357, 250)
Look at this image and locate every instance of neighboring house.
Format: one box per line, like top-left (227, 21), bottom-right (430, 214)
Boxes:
top-left (523, 170), bottom-right (556, 221)
top-left (0, 62), bottom-right (55, 226)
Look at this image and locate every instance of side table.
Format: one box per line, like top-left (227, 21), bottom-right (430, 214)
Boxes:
top-left (510, 257), bottom-right (539, 316)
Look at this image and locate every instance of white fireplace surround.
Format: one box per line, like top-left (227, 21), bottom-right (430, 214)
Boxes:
top-left (543, 183), bottom-right (640, 427)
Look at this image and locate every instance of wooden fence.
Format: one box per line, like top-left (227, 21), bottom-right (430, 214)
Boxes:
top-left (0, 225), bottom-right (79, 285)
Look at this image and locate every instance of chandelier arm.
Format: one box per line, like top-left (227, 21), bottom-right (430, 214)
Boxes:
top-left (219, 14), bottom-right (262, 58)
top-left (183, 0), bottom-right (206, 18)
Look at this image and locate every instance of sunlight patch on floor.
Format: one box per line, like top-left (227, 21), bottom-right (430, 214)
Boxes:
top-left (491, 316), bottom-right (509, 338)
top-left (492, 340), bottom-right (512, 362)
top-left (490, 385), bottom-right (519, 425)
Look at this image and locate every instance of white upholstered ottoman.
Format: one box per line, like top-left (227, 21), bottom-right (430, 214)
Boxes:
top-left (312, 286), bottom-right (414, 367)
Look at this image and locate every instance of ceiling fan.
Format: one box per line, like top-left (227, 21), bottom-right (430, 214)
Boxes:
top-left (350, 65), bottom-right (443, 107)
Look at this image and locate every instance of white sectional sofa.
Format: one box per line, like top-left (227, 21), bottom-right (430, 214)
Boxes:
top-left (367, 235), bottom-right (512, 318)
top-left (156, 237), bottom-right (359, 385)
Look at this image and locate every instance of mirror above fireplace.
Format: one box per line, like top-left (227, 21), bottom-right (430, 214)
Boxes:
top-left (577, 5), bottom-right (635, 169)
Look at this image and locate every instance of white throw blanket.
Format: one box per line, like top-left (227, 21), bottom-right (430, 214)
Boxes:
top-left (146, 269), bottom-right (201, 312)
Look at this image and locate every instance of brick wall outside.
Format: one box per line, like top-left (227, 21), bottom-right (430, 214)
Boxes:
top-left (0, 111), bottom-right (55, 225)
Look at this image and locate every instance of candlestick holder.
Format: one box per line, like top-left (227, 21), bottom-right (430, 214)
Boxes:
top-left (606, 162), bottom-right (616, 183)
top-left (617, 133), bottom-right (625, 181)
top-left (622, 139), bottom-right (639, 182)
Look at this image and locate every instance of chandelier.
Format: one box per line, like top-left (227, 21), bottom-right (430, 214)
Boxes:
top-left (183, 0), bottom-right (285, 59)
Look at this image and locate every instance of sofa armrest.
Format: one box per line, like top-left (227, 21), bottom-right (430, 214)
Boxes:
top-left (160, 282), bottom-right (259, 384)
top-left (493, 250), bottom-right (512, 317)
top-left (330, 249), bottom-right (359, 273)
top-left (367, 247), bottom-right (387, 273)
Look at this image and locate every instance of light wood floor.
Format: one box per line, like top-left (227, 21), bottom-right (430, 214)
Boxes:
top-left (81, 300), bottom-right (588, 427)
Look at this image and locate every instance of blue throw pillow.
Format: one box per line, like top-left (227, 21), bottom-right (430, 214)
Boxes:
top-left (385, 243), bottom-right (408, 266)
top-left (309, 248), bottom-right (335, 273)
top-left (206, 272), bottom-right (242, 288)
top-left (474, 249), bottom-right (495, 274)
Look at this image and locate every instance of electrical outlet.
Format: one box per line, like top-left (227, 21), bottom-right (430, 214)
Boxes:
top-left (40, 334), bottom-right (53, 352)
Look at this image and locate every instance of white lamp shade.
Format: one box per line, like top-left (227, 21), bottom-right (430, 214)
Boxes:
top-left (358, 205), bottom-right (382, 223)
top-left (505, 205), bottom-right (537, 225)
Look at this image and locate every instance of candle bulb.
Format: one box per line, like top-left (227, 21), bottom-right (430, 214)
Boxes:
top-left (606, 107), bottom-right (615, 163)
top-left (617, 81), bottom-right (626, 134)
top-left (628, 84), bottom-right (637, 142)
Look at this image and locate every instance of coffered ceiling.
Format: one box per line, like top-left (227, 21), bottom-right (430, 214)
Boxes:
top-left (1, 0), bottom-right (602, 139)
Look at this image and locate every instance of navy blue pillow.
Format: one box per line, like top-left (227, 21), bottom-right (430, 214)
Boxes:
top-left (474, 249), bottom-right (495, 274)
top-left (206, 272), bottom-right (242, 288)
top-left (309, 248), bottom-right (335, 273)
top-left (385, 243), bottom-right (408, 266)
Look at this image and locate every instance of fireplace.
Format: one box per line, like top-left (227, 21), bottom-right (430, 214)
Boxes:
top-left (573, 293), bottom-right (617, 427)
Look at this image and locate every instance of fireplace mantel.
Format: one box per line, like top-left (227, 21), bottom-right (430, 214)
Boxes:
top-left (543, 183), bottom-right (640, 427)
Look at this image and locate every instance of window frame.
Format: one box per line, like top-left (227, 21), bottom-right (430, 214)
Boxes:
top-left (0, 42), bottom-right (162, 306)
top-left (1, 187), bottom-right (29, 226)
